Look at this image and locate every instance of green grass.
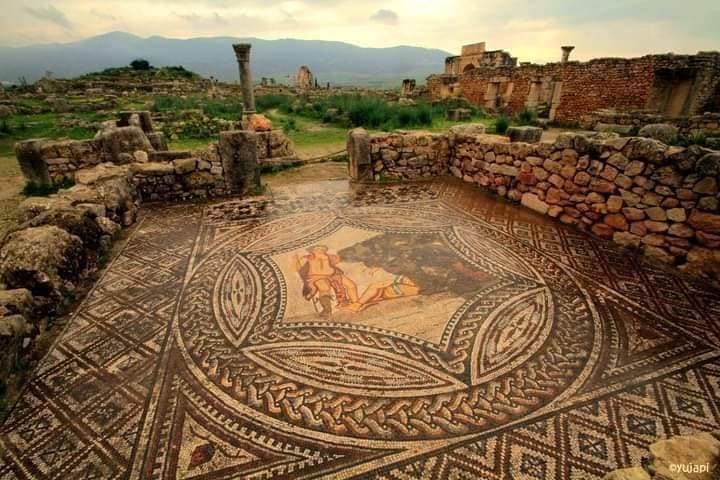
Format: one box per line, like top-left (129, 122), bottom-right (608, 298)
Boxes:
top-left (0, 112), bottom-right (110, 157)
top-left (168, 137), bottom-right (217, 151)
top-left (289, 127), bottom-right (348, 148)
top-left (153, 95), bottom-right (243, 120)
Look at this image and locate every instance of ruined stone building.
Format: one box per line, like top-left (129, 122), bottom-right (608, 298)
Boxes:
top-left (295, 65), bottom-right (314, 90)
top-left (428, 42), bottom-right (720, 123)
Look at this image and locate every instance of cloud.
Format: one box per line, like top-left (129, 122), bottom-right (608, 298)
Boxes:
top-left (24, 5), bottom-right (73, 30)
top-left (174, 11), bottom-right (233, 27)
top-left (369, 9), bottom-right (398, 25)
top-left (90, 9), bottom-right (118, 22)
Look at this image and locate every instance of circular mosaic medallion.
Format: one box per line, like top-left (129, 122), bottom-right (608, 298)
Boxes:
top-left (177, 203), bottom-right (598, 440)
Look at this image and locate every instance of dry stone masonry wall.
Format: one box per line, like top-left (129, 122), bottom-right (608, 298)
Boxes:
top-left (0, 113), bottom-right (272, 380)
top-left (351, 128), bottom-right (720, 283)
top-left (369, 131), bottom-right (451, 180)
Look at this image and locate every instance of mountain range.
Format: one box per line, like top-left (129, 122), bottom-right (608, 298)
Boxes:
top-left (0, 32), bottom-right (452, 87)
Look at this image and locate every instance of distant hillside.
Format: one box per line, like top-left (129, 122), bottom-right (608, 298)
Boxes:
top-left (0, 32), bottom-right (451, 87)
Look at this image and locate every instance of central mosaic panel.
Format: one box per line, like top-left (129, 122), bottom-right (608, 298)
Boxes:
top-left (176, 201), bottom-right (599, 440)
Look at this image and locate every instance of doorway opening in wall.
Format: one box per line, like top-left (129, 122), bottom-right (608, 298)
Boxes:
top-left (651, 67), bottom-right (698, 117)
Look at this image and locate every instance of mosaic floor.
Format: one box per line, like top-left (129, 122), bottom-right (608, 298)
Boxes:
top-left (2, 177), bottom-right (720, 479)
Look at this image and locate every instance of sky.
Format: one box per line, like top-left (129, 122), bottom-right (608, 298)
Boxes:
top-left (1, 0), bottom-right (719, 62)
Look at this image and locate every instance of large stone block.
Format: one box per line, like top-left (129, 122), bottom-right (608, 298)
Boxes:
top-left (649, 432), bottom-right (720, 480)
top-left (0, 225), bottom-right (85, 297)
top-left (521, 193), bottom-right (549, 215)
top-left (507, 126), bottom-right (542, 143)
top-left (449, 123), bottom-right (486, 137)
top-left (21, 207), bottom-right (103, 251)
top-left (218, 130), bottom-right (260, 195)
top-left (347, 128), bottom-right (371, 181)
top-left (95, 126), bottom-right (153, 163)
top-left (688, 210), bottom-right (720, 234)
top-left (638, 123), bottom-right (679, 144)
top-left (14, 139), bottom-right (52, 187)
top-left (0, 289), bottom-right (35, 318)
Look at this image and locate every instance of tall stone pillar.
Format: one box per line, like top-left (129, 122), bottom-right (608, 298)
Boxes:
top-left (347, 128), bottom-right (371, 181)
top-left (232, 43), bottom-right (256, 114)
top-left (561, 46), bottom-right (575, 64)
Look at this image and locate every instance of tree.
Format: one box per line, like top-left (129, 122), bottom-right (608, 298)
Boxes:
top-left (130, 59), bottom-right (151, 71)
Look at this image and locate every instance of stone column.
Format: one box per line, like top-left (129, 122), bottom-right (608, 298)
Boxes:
top-left (232, 43), bottom-right (256, 114)
top-left (561, 46), bottom-right (575, 64)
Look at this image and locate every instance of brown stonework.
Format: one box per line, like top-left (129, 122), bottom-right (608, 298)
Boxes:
top-left (429, 43), bottom-right (720, 123)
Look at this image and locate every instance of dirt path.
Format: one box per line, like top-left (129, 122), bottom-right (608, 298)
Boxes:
top-left (0, 156), bottom-right (23, 237)
top-left (264, 161), bottom-right (348, 187)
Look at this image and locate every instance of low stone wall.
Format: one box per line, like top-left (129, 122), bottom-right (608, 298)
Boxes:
top-left (451, 133), bottom-right (720, 276)
top-left (15, 126), bottom-right (158, 185)
top-left (349, 127), bottom-right (720, 282)
top-left (0, 127), bottom-right (264, 382)
top-left (581, 109), bottom-right (720, 139)
top-left (369, 131), bottom-right (450, 180)
top-left (130, 144), bottom-right (227, 202)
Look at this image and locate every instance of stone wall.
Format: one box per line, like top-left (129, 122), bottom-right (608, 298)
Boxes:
top-left (581, 109), bottom-right (720, 138)
top-left (368, 131), bottom-right (450, 180)
top-left (0, 126), bottom-right (265, 381)
top-left (428, 52), bottom-right (720, 123)
top-left (12, 111), bottom-right (283, 201)
top-left (15, 126), bottom-right (158, 185)
top-left (130, 145), bottom-right (227, 202)
top-left (350, 128), bottom-right (720, 282)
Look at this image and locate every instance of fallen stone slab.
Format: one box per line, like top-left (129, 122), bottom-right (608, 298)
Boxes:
top-left (130, 162), bottom-right (176, 176)
top-left (449, 123), bottom-right (487, 138)
top-left (74, 163), bottom-right (129, 185)
top-left (149, 150), bottom-right (194, 162)
top-left (507, 126), bottom-right (543, 143)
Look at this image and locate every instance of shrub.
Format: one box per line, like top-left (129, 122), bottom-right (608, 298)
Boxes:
top-left (152, 96), bottom-right (243, 120)
top-left (22, 178), bottom-right (73, 197)
top-left (518, 107), bottom-right (537, 125)
top-left (130, 59), bottom-right (151, 71)
top-left (256, 94), bottom-right (294, 112)
top-left (0, 120), bottom-right (11, 135)
top-left (494, 115), bottom-right (510, 134)
top-left (281, 117), bottom-right (298, 133)
top-left (676, 131), bottom-right (707, 147)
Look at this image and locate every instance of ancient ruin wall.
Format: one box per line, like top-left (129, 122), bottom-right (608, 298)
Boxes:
top-left (369, 131), bottom-right (450, 179)
top-left (431, 52), bottom-right (720, 123)
top-left (358, 130), bottom-right (720, 280)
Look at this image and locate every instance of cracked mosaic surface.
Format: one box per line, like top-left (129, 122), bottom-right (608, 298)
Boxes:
top-left (1, 178), bottom-right (720, 479)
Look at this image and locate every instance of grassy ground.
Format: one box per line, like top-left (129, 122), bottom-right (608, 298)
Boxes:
top-left (0, 112), bottom-right (109, 157)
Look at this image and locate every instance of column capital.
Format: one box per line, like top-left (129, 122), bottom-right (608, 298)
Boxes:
top-left (232, 43), bottom-right (252, 62)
